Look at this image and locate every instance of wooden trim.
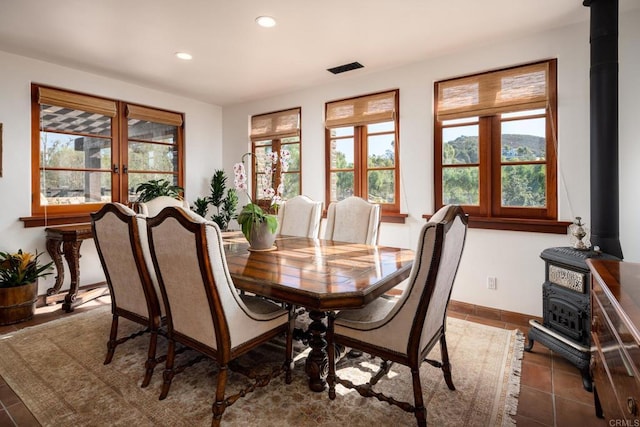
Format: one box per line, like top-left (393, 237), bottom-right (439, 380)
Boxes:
top-left (448, 299), bottom-right (542, 328)
top-left (20, 214), bottom-right (92, 228)
top-left (422, 213), bottom-right (570, 234)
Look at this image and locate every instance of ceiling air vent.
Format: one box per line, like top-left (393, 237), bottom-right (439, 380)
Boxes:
top-left (327, 62), bottom-right (364, 75)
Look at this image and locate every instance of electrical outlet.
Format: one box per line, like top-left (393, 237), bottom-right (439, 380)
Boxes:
top-left (487, 276), bottom-right (497, 290)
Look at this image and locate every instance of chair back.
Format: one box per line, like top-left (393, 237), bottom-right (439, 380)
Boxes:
top-left (276, 195), bottom-right (322, 238)
top-left (408, 205), bottom-right (467, 355)
top-left (138, 196), bottom-right (190, 217)
top-left (324, 196), bottom-right (380, 245)
top-left (91, 202), bottom-right (163, 321)
top-left (146, 207), bottom-right (286, 357)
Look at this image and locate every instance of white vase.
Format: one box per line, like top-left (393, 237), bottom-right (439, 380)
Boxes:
top-left (248, 221), bottom-right (277, 250)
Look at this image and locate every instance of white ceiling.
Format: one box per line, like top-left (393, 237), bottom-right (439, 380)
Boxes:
top-left (1, 0), bottom-right (637, 107)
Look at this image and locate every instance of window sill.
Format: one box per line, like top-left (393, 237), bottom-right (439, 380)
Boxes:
top-left (322, 211), bottom-right (408, 224)
top-left (20, 214), bottom-right (92, 228)
top-left (421, 214), bottom-right (571, 234)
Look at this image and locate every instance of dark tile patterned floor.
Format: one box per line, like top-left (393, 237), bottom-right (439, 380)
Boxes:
top-left (0, 298), bottom-right (606, 426)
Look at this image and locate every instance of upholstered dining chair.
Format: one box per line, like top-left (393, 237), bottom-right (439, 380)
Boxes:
top-left (146, 206), bottom-right (294, 426)
top-left (276, 195), bottom-right (323, 238)
top-left (326, 205), bottom-right (468, 427)
top-left (91, 202), bottom-right (165, 388)
top-left (324, 196), bottom-right (381, 245)
top-left (137, 195), bottom-right (190, 217)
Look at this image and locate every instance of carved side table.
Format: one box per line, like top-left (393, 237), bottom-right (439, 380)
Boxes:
top-left (45, 224), bottom-right (102, 312)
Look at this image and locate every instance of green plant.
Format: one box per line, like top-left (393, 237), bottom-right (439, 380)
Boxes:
top-left (134, 179), bottom-right (184, 203)
top-left (192, 196), bottom-right (210, 218)
top-left (236, 203), bottom-right (278, 242)
top-left (0, 250), bottom-right (54, 288)
top-left (208, 170), bottom-right (238, 231)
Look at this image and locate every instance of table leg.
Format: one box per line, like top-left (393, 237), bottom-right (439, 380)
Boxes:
top-left (45, 239), bottom-right (65, 297)
top-left (61, 240), bottom-right (83, 313)
top-left (305, 310), bottom-right (328, 392)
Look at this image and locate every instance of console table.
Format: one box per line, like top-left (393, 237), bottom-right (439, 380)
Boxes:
top-left (588, 259), bottom-right (640, 422)
top-left (45, 224), bottom-right (106, 312)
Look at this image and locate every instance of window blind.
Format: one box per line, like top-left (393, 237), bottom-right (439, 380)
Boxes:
top-left (250, 108), bottom-right (300, 141)
top-left (436, 62), bottom-right (549, 121)
top-left (127, 104), bottom-right (183, 126)
top-left (325, 90), bottom-right (397, 128)
top-left (38, 87), bottom-right (117, 117)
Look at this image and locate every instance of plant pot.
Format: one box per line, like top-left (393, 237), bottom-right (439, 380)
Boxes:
top-left (248, 221), bottom-right (277, 250)
top-left (0, 282), bottom-right (38, 325)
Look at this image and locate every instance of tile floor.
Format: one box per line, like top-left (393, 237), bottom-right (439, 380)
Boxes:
top-left (0, 298), bottom-right (606, 426)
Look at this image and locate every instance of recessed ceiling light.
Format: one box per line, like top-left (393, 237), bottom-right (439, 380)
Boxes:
top-left (255, 16), bottom-right (276, 28)
top-left (175, 52), bottom-right (193, 60)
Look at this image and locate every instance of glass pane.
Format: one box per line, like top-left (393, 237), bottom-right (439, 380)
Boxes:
top-left (41, 104), bottom-right (111, 137)
top-left (330, 138), bottom-right (354, 169)
top-left (329, 126), bottom-right (354, 138)
top-left (128, 142), bottom-right (178, 172)
top-left (442, 125), bottom-right (478, 165)
top-left (502, 109), bottom-right (545, 119)
top-left (128, 119), bottom-right (177, 143)
top-left (41, 170), bottom-right (111, 205)
top-left (442, 117), bottom-right (478, 126)
top-left (330, 171), bottom-right (354, 201)
top-left (255, 145), bottom-right (274, 176)
top-left (501, 164), bottom-right (546, 207)
top-left (283, 173), bottom-right (300, 199)
top-left (368, 121), bottom-right (394, 133)
top-left (501, 117), bottom-right (546, 161)
top-left (368, 134), bottom-right (395, 168)
top-left (442, 166), bottom-right (479, 205)
top-left (254, 139), bottom-right (272, 147)
top-left (281, 143), bottom-right (300, 171)
top-left (127, 173), bottom-right (178, 202)
top-left (41, 132), bottom-right (111, 169)
top-left (368, 170), bottom-right (395, 204)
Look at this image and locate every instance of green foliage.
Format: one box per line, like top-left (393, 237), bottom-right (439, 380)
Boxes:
top-left (192, 197), bottom-right (209, 218)
top-left (0, 250), bottom-right (53, 288)
top-left (191, 170), bottom-right (238, 230)
top-left (134, 179), bottom-right (184, 203)
top-left (236, 203), bottom-right (278, 242)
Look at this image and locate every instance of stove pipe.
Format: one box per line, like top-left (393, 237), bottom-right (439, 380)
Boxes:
top-left (583, 0), bottom-right (623, 259)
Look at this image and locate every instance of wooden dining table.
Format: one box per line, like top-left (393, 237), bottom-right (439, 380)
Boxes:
top-left (221, 232), bottom-right (414, 392)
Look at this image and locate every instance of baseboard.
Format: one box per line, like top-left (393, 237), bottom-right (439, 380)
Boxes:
top-left (448, 299), bottom-right (542, 329)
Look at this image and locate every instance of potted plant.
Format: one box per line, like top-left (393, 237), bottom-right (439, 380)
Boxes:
top-left (0, 250), bottom-right (53, 325)
top-left (191, 170), bottom-right (238, 231)
top-left (134, 179), bottom-right (184, 203)
top-left (233, 153), bottom-right (287, 250)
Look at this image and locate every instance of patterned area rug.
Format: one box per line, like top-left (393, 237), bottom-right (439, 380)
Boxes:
top-left (0, 306), bottom-right (523, 426)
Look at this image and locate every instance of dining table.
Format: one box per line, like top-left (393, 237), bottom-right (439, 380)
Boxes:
top-left (221, 232), bottom-right (414, 392)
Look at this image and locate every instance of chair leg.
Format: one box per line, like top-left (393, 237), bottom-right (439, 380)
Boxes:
top-left (104, 314), bottom-right (119, 365)
top-left (211, 365), bottom-right (229, 426)
top-left (159, 339), bottom-right (176, 400)
top-left (411, 368), bottom-right (427, 427)
top-left (327, 315), bottom-right (337, 400)
top-left (439, 335), bottom-right (455, 391)
top-left (141, 329), bottom-right (158, 388)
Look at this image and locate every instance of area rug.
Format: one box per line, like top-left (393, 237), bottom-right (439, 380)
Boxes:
top-left (0, 306), bottom-right (523, 426)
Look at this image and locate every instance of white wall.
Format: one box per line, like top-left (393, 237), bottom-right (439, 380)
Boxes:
top-left (223, 10), bottom-right (640, 317)
top-left (0, 50), bottom-right (223, 294)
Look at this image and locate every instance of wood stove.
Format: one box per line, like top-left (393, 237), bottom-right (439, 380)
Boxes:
top-left (525, 246), bottom-right (618, 390)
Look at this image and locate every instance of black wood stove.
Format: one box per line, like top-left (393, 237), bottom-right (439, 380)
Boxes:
top-left (525, 246), bottom-right (618, 390)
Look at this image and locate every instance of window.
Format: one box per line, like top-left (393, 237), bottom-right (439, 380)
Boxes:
top-left (250, 108), bottom-right (301, 205)
top-left (325, 90), bottom-right (403, 221)
top-left (27, 84), bottom-right (184, 226)
top-left (434, 60), bottom-right (563, 232)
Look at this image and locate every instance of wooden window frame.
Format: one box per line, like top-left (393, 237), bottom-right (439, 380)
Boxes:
top-left (324, 89), bottom-right (405, 223)
top-left (23, 84), bottom-right (184, 227)
top-left (433, 60), bottom-right (569, 233)
top-left (250, 108), bottom-right (302, 207)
